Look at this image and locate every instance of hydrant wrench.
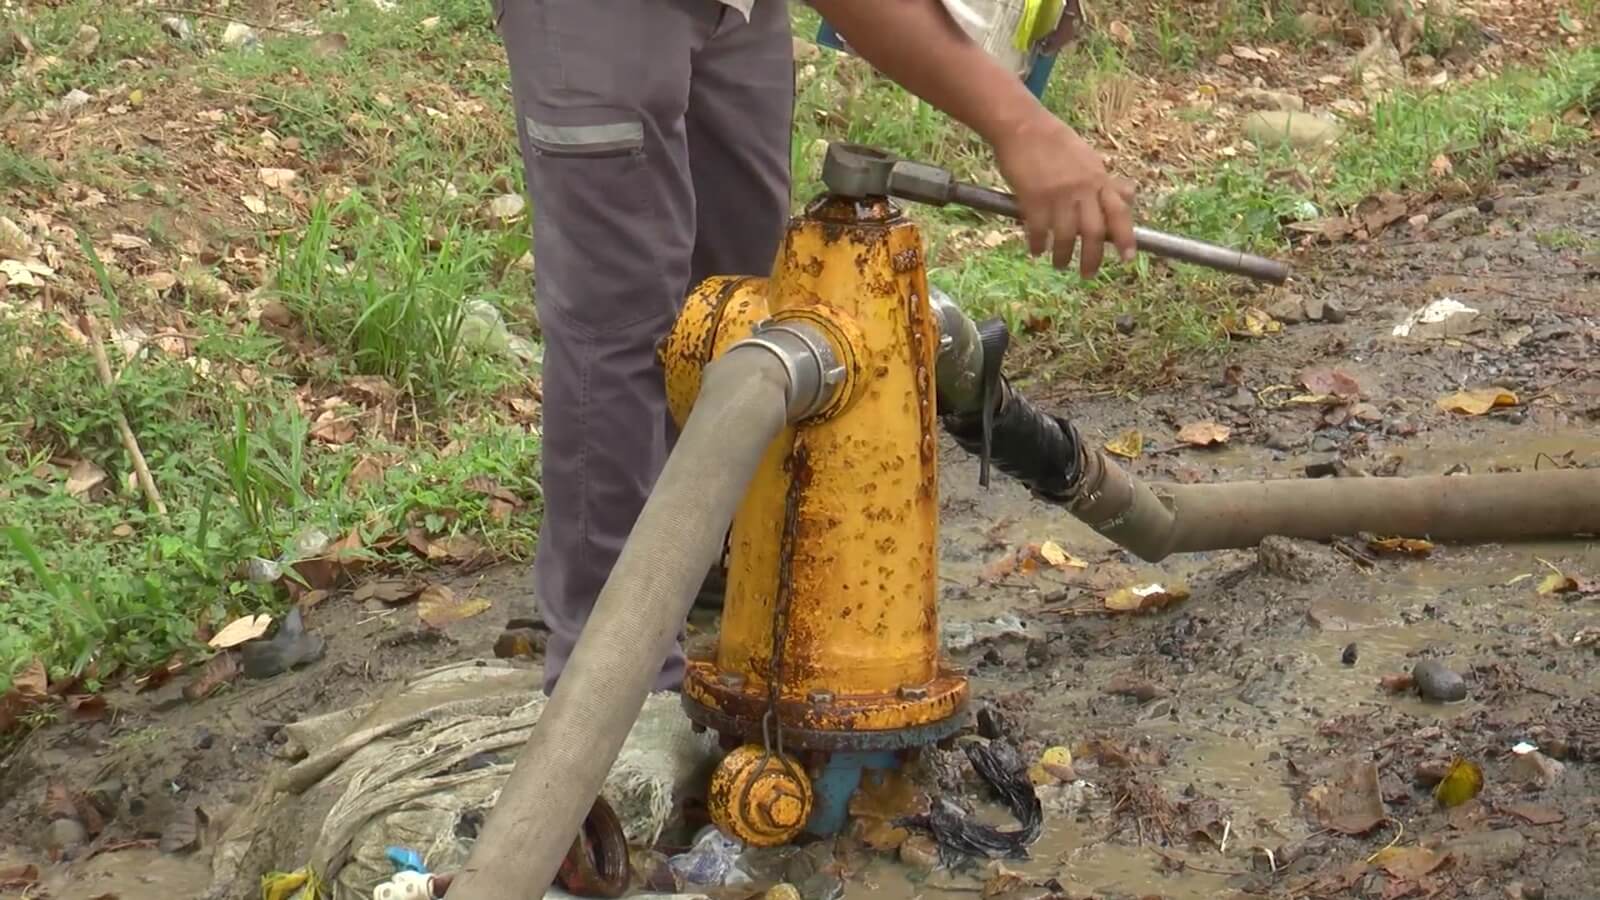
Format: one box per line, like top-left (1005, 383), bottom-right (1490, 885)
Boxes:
top-left (820, 142), bottom-right (1291, 285)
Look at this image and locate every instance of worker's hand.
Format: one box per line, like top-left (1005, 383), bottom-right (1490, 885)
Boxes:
top-left (991, 112), bottom-right (1136, 279)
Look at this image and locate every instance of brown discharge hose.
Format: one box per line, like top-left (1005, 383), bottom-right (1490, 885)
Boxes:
top-left (1069, 447), bottom-right (1600, 562)
top-left (445, 346), bottom-right (793, 900)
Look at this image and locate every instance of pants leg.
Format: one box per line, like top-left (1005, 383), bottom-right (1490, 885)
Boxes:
top-left (496, 0), bottom-right (716, 696)
top-left (686, 1), bottom-right (796, 287)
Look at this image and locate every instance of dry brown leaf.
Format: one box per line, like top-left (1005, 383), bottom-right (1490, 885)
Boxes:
top-left (183, 653), bottom-right (240, 701)
top-left (1300, 367), bottom-right (1363, 398)
top-left (65, 694), bottom-right (107, 721)
top-left (353, 577), bottom-right (426, 605)
top-left (1379, 673), bottom-right (1415, 693)
top-left (981, 866), bottom-right (1027, 900)
top-left (1104, 429), bottom-right (1144, 459)
top-left (1038, 540), bottom-right (1088, 570)
top-left (465, 476), bottom-right (523, 507)
top-left (13, 658), bottom-right (48, 701)
top-left (1372, 845), bottom-right (1447, 880)
top-left (1503, 803), bottom-right (1564, 825)
top-left (1176, 421), bottom-right (1231, 447)
top-left (848, 770), bottom-right (929, 851)
top-left (0, 865), bottom-right (40, 891)
top-left (208, 614), bottom-right (271, 649)
top-left (487, 498), bottom-right (516, 523)
top-left (1105, 582), bottom-right (1190, 613)
top-left (1107, 20), bottom-right (1135, 46)
top-left (1429, 154), bottom-right (1454, 177)
top-left (1367, 536), bottom-right (1434, 557)
top-left (258, 167), bottom-right (297, 189)
top-left (1436, 388), bottom-right (1518, 416)
top-left (297, 589), bottom-right (331, 610)
top-left (240, 194), bottom-right (268, 214)
top-left (309, 416), bottom-right (357, 446)
top-left (417, 584), bottom-right (493, 629)
top-left (135, 657), bottom-right (187, 692)
top-left (428, 533), bottom-right (485, 564)
top-left (1306, 760), bottom-right (1385, 835)
top-left (346, 457), bottom-right (385, 496)
top-left (65, 458), bottom-right (108, 498)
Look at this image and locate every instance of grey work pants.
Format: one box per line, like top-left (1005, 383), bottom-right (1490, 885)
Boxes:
top-left (494, 0), bottom-right (795, 695)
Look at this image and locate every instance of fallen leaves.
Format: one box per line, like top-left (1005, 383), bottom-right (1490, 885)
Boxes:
top-left (1306, 759), bottom-right (1386, 835)
top-left (257, 167), bottom-right (298, 189)
top-left (0, 865), bottom-right (40, 892)
top-left (208, 614), bottom-right (272, 649)
top-left (1367, 536), bottom-right (1434, 557)
top-left (1436, 388), bottom-right (1519, 416)
top-left (1535, 564), bottom-right (1599, 597)
top-left (353, 577), bottom-right (428, 605)
top-left (1104, 429), bottom-right (1144, 459)
top-left (1105, 581), bottom-right (1190, 613)
top-left (1176, 421), bottom-right (1231, 447)
top-left (416, 583), bottom-right (492, 629)
top-left (1432, 758), bottom-right (1483, 808)
top-left (1503, 803), bottom-right (1564, 826)
top-left (981, 540), bottom-right (1088, 580)
top-left (183, 652), bottom-right (241, 701)
top-left (1223, 306), bottom-right (1282, 338)
top-left (1300, 366), bottom-right (1363, 399)
top-left (1371, 845), bottom-right (1448, 881)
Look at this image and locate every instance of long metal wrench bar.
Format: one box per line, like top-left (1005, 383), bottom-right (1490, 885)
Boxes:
top-left (947, 180), bottom-right (1291, 285)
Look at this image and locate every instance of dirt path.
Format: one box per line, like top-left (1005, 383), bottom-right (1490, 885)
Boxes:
top-left (2, 153), bottom-right (1597, 900)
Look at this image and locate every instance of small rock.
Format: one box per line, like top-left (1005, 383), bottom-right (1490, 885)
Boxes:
top-left (1113, 313), bottom-right (1137, 335)
top-left (1243, 110), bottom-right (1343, 151)
top-left (1414, 759), bottom-right (1452, 786)
top-left (1411, 659), bottom-right (1467, 702)
top-left (60, 88), bottom-right (93, 114)
top-left (258, 300), bottom-right (296, 329)
top-left (221, 22), bottom-right (261, 50)
top-left (1512, 751), bottom-right (1565, 789)
top-left (899, 835), bottom-right (940, 873)
top-left (1434, 206), bottom-right (1482, 229)
top-left (1266, 430), bottom-right (1302, 451)
top-left (195, 727), bottom-right (215, 750)
top-left (160, 16), bottom-right (195, 41)
top-left (1237, 88), bottom-right (1305, 112)
top-left (1409, 213), bottom-right (1432, 231)
top-left (1444, 828), bottom-right (1525, 872)
top-left (1105, 674), bottom-right (1162, 703)
top-left (1268, 295), bottom-right (1306, 324)
top-left (86, 779), bottom-right (125, 817)
top-left (1341, 643), bottom-right (1358, 665)
top-left (67, 24), bottom-right (101, 61)
top-left (1310, 434), bottom-right (1340, 453)
top-left (46, 818), bottom-right (88, 855)
top-left (1320, 299), bottom-right (1349, 324)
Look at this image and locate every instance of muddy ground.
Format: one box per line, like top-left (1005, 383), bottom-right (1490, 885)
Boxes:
top-left (2, 153), bottom-right (1597, 900)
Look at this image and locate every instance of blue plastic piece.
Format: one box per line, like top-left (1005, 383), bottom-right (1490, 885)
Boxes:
top-left (386, 847), bottom-right (428, 875)
top-left (804, 751), bottom-right (900, 837)
top-left (813, 20), bottom-right (1057, 100)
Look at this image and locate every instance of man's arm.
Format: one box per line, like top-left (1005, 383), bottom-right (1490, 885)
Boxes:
top-left (807, 0), bottom-right (1135, 277)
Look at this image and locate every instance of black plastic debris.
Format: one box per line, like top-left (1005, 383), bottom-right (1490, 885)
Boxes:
top-left (896, 739), bottom-right (1043, 866)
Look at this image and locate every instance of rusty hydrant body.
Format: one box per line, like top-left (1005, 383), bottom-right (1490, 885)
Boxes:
top-left (660, 194), bottom-right (969, 845)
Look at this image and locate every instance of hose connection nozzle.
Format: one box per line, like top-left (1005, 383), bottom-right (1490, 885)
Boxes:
top-left (729, 320), bottom-right (848, 422)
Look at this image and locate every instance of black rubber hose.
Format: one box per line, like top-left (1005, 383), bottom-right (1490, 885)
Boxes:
top-left (940, 380), bottom-right (1084, 503)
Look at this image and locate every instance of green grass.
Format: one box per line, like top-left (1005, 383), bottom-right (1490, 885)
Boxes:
top-left (2, 0), bottom-right (1598, 702)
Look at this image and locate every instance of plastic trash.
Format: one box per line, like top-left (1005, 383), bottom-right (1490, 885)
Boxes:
top-left (386, 847), bottom-right (428, 874)
top-left (460, 299), bottom-right (542, 369)
top-left (668, 826), bottom-right (746, 887)
top-left (373, 871), bottom-right (435, 900)
top-left (897, 739), bottom-right (1043, 865)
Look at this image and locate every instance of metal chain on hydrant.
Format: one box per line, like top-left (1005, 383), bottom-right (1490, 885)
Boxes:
top-left (739, 446), bottom-right (808, 816)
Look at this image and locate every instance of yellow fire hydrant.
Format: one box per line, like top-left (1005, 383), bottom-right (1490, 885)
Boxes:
top-left (659, 192), bottom-right (971, 845)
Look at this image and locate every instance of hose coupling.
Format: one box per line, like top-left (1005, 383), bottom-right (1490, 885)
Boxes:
top-left (729, 320), bottom-right (847, 423)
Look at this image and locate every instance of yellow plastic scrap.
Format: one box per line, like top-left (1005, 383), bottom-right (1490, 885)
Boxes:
top-left (262, 868), bottom-right (324, 900)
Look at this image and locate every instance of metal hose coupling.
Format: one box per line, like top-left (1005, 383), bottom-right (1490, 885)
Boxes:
top-left (727, 320), bottom-right (848, 423)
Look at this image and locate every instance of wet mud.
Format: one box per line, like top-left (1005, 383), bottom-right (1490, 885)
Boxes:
top-left (3, 158), bottom-right (1598, 899)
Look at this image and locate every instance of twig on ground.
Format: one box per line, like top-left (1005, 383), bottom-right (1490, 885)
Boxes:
top-left (79, 314), bottom-right (169, 520)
